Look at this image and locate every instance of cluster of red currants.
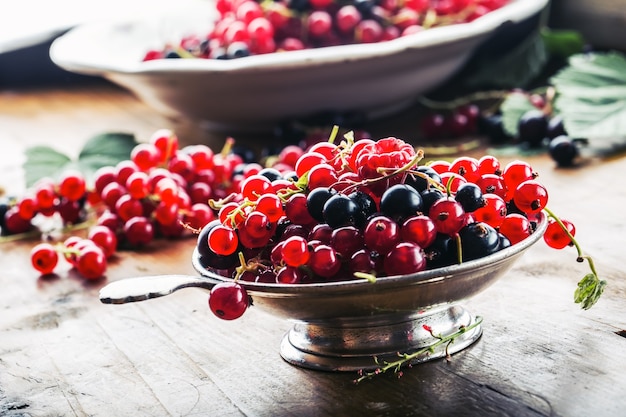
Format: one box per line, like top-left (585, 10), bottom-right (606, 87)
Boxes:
top-left (195, 133), bottom-right (576, 320)
top-left (143, 0), bottom-right (510, 61)
top-left (1, 170), bottom-right (88, 236)
top-left (19, 129), bottom-right (251, 280)
top-left (419, 104), bottom-right (481, 139)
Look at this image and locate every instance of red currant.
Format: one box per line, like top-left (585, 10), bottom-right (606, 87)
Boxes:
top-left (544, 219), bottom-right (575, 249)
top-left (30, 242), bottom-right (59, 275)
top-left (208, 282), bottom-right (249, 320)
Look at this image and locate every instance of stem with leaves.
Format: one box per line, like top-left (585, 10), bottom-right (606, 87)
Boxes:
top-left (543, 207), bottom-right (606, 310)
top-left (354, 316), bottom-right (483, 383)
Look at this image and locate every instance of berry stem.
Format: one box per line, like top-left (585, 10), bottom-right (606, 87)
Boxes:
top-left (418, 87), bottom-right (549, 112)
top-left (354, 316), bottom-right (484, 383)
top-left (542, 207), bottom-right (606, 310)
top-left (455, 233), bottom-right (463, 265)
top-left (353, 271), bottom-right (377, 283)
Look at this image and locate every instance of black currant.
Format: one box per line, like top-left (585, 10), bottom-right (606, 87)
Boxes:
top-left (348, 190), bottom-right (377, 225)
top-left (420, 188), bottom-right (445, 216)
top-left (232, 163), bottom-right (246, 177)
top-left (477, 114), bottom-right (512, 144)
top-left (288, 0), bottom-right (310, 12)
top-left (405, 166), bottom-right (441, 193)
top-left (498, 233), bottom-right (511, 250)
top-left (354, 0), bottom-right (376, 17)
top-left (0, 197), bottom-right (10, 232)
top-left (209, 47), bottom-right (228, 60)
top-left (322, 194), bottom-right (365, 229)
top-left (380, 184), bottom-right (423, 223)
top-left (283, 171), bottom-right (299, 182)
top-left (164, 50), bottom-right (181, 59)
top-left (518, 109), bottom-right (548, 147)
top-left (547, 115), bottom-right (567, 139)
top-left (232, 145), bottom-right (256, 164)
top-left (548, 135), bottom-right (579, 167)
top-left (506, 199), bottom-right (525, 216)
top-left (196, 220), bottom-right (239, 270)
top-left (452, 222), bottom-right (501, 261)
top-left (258, 167), bottom-right (283, 182)
top-left (454, 183), bottom-right (485, 212)
top-left (425, 233), bottom-right (455, 269)
top-left (307, 187), bottom-right (336, 222)
top-left (226, 42), bottom-right (250, 59)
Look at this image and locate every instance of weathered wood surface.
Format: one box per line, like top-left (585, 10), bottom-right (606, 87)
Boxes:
top-left (1, 80), bottom-right (625, 417)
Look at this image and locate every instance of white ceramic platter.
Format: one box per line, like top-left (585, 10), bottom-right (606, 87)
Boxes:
top-left (50, 0), bottom-right (549, 131)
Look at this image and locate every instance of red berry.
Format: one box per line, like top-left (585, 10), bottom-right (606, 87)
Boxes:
top-left (363, 215), bottom-right (400, 255)
top-left (281, 236), bottom-right (310, 267)
top-left (401, 215), bottom-right (437, 248)
top-left (150, 129), bottom-right (179, 163)
top-left (429, 198), bottom-right (466, 236)
top-left (123, 216), bottom-right (155, 246)
top-left (513, 180), bottom-right (548, 214)
top-left (308, 244), bottom-right (342, 279)
top-left (30, 242), bottom-right (59, 275)
top-left (544, 219), bottom-right (575, 249)
top-left (473, 194), bottom-right (507, 229)
top-left (499, 214), bottom-right (531, 245)
top-left (88, 225), bottom-right (118, 258)
top-left (208, 282), bottom-right (249, 320)
top-left (384, 241), bottom-right (426, 276)
top-left (208, 224), bottom-right (239, 256)
top-left (76, 244), bottom-right (107, 280)
top-left (58, 170), bottom-right (86, 202)
top-left (131, 143), bottom-right (160, 171)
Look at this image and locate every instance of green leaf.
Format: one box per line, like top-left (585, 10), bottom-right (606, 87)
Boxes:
top-left (499, 92), bottom-right (536, 137)
top-left (540, 28), bottom-right (586, 59)
top-left (574, 273), bottom-right (606, 310)
top-left (23, 132), bottom-right (138, 188)
top-left (76, 132), bottom-right (137, 181)
top-left (462, 29), bottom-right (548, 90)
top-left (23, 146), bottom-right (72, 188)
top-left (551, 52), bottom-right (626, 139)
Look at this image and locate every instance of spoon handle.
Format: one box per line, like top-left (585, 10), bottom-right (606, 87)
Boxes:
top-left (99, 275), bottom-right (217, 304)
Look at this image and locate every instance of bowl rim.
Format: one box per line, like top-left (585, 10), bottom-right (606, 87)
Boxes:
top-left (193, 212), bottom-right (548, 296)
top-left (49, 0), bottom-right (549, 75)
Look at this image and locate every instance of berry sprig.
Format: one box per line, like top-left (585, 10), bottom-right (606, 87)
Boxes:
top-left (30, 233), bottom-right (111, 280)
top-left (542, 207), bottom-right (606, 310)
top-left (10, 129), bottom-right (251, 280)
top-left (354, 316), bottom-right (484, 383)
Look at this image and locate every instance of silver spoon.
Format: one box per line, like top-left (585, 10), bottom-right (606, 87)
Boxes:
top-left (99, 275), bottom-right (216, 304)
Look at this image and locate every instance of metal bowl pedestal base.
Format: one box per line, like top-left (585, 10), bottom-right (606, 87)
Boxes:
top-left (280, 304), bottom-right (482, 372)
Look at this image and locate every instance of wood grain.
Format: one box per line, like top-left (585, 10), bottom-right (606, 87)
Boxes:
top-left (1, 80), bottom-right (626, 417)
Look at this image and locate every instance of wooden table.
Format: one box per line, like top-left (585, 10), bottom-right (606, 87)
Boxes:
top-left (1, 79), bottom-right (625, 417)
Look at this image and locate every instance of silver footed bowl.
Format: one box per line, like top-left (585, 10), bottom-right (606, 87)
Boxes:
top-left (100, 213), bottom-right (548, 372)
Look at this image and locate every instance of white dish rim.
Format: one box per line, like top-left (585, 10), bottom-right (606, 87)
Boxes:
top-left (50, 0), bottom-right (549, 75)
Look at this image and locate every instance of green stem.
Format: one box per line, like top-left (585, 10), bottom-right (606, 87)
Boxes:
top-left (543, 207), bottom-right (584, 258)
top-left (355, 316), bottom-right (483, 383)
top-left (455, 233), bottom-right (463, 265)
top-left (417, 87), bottom-right (550, 112)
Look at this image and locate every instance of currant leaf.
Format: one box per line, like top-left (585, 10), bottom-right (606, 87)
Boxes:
top-left (77, 132), bottom-right (138, 179)
top-left (499, 92), bottom-right (536, 137)
top-left (574, 273), bottom-right (606, 310)
top-left (23, 132), bottom-right (138, 188)
top-left (23, 146), bottom-right (72, 188)
top-left (551, 52), bottom-right (626, 139)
